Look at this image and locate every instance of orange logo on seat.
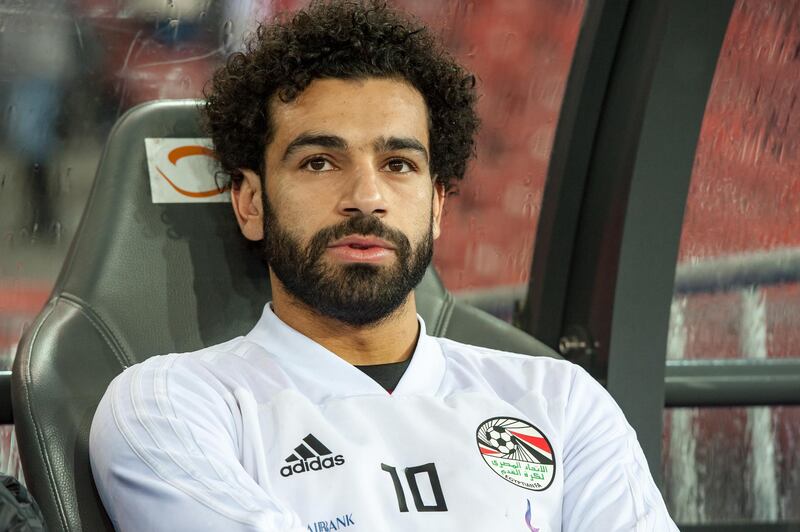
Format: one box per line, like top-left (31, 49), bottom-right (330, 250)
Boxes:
top-left (155, 145), bottom-right (229, 198)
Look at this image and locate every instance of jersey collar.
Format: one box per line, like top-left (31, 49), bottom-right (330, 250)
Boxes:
top-left (244, 303), bottom-right (446, 400)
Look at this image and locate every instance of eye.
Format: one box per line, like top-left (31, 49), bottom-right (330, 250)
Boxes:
top-left (302, 157), bottom-right (336, 172)
top-left (382, 158), bottom-right (416, 173)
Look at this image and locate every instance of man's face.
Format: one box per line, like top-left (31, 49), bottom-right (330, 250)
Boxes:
top-left (244, 78), bottom-right (445, 326)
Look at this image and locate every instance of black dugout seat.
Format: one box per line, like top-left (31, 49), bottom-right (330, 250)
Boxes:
top-left (11, 100), bottom-right (558, 531)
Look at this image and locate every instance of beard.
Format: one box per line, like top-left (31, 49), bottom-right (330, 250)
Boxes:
top-left (262, 195), bottom-right (433, 327)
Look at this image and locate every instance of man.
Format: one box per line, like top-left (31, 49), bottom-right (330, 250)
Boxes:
top-left (90, 1), bottom-right (678, 530)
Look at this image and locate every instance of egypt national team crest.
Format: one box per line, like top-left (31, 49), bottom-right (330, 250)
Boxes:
top-left (476, 417), bottom-right (555, 491)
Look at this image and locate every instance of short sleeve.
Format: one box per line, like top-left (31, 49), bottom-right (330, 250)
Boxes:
top-left (561, 366), bottom-right (678, 531)
top-left (89, 355), bottom-right (305, 532)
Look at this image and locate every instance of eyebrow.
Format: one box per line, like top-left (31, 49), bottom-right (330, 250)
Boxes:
top-left (280, 133), bottom-right (429, 163)
top-left (374, 136), bottom-right (429, 162)
top-left (281, 133), bottom-right (348, 162)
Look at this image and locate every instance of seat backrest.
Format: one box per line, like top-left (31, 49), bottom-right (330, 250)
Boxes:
top-left (11, 100), bottom-right (558, 532)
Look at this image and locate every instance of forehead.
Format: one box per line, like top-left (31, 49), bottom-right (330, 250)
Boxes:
top-left (268, 77), bottom-right (430, 149)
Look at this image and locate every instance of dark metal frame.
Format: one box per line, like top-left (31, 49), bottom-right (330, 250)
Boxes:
top-left (520, 0), bottom-right (631, 349)
top-left (0, 371), bottom-right (11, 423)
top-left (521, 0), bottom-right (734, 480)
top-left (520, 0), bottom-right (800, 527)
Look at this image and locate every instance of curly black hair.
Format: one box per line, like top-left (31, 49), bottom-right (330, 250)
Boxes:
top-left (203, 0), bottom-right (479, 195)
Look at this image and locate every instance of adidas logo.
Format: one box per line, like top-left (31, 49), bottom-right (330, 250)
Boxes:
top-left (280, 434), bottom-right (345, 477)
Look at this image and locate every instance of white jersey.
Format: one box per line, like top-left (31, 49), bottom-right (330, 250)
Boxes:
top-left (90, 304), bottom-right (678, 532)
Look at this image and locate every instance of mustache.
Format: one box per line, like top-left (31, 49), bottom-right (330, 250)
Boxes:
top-left (305, 215), bottom-right (412, 259)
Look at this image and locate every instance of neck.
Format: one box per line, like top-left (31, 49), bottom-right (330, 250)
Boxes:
top-left (269, 275), bottom-right (420, 366)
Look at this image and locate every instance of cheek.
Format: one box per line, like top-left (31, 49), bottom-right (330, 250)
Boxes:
top-left (399, 185), bottom-right (434, 225)
top-left (403, 199), bottom-right (435, 241)
top-left (274, 205), bottom-right (323, 243)
top-left (268, 183), bottom-right (322, 232)
top-left (272, 178), bottom-right (339, 220)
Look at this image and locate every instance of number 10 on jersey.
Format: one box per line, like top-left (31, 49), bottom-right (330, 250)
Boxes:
top-left (380, 463), bottom-right (448, 513)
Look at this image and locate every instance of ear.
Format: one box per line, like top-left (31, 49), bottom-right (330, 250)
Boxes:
top-left (431, 180), bottom-right (446, 240)
top-left (231, 169), bottom-right (264, 241)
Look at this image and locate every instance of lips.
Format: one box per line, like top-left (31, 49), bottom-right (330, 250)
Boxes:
top-left (326, 235), bottom-right (396, 263)
top-left (328, 235), bottom-right (396, 250)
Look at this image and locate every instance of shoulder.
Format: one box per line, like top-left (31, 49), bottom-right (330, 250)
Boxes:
top-left (433, 336), bottom-right (624, 420)
top-left (90, 351), bottom-right (238, 455)
top-left (434, 336), bottom-right (581, 403)
top-left (435, 335), bottom-right (574, 375)
top-left (436, 335), bottom-right (564, 365)
top-left (88, 340), bottom-right (258, 503)
top-left (90, 337), bottom-right (263, 458)
top-left (104, 334), bottom-right (287, 404)
top-left (88, 343), bottom-right (305, 530)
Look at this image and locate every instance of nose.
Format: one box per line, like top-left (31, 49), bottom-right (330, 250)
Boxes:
top-left (337, 164), bottom-right (388, 217)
